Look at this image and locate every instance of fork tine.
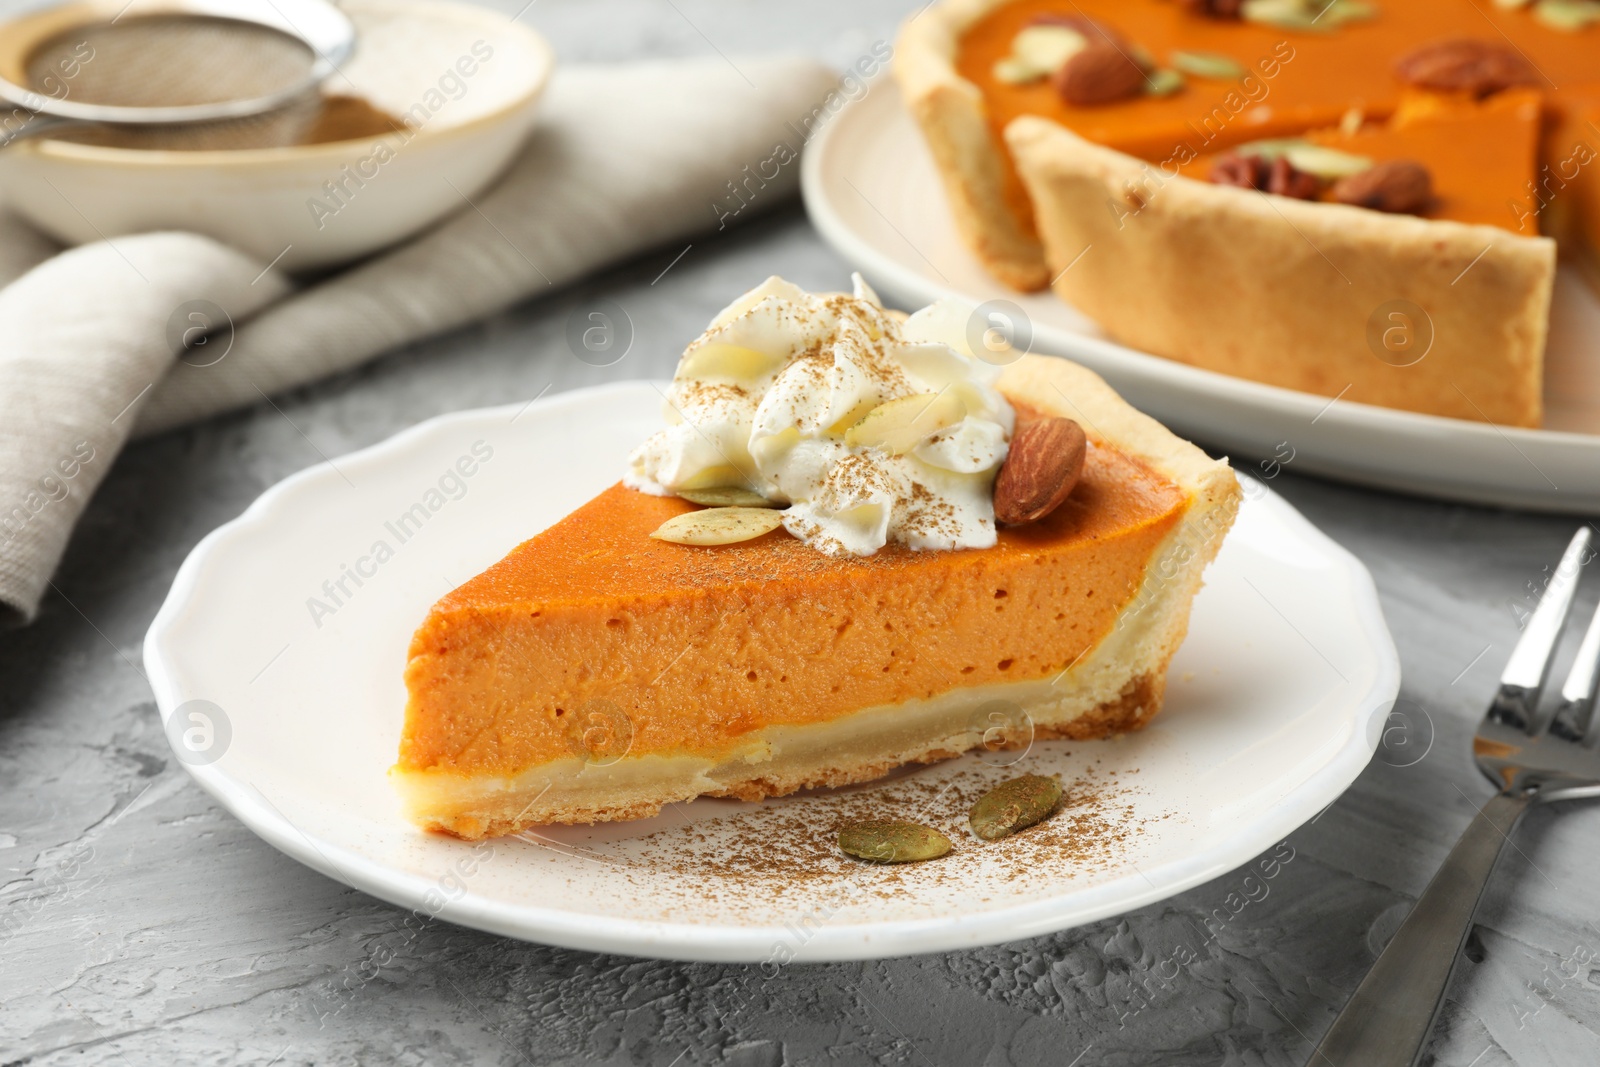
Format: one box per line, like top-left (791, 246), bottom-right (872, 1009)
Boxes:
top-left (1550, 595), bottom-right (1600, 742)
top-left (1488, 528), bottom-right (1593, 732)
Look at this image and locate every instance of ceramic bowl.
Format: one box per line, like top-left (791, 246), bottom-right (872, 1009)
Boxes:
top-left (0, 0), bottom-right (554, 271)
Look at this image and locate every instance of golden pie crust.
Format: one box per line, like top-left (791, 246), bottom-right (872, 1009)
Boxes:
top-left (897, 0), bottom-right (1050, 290)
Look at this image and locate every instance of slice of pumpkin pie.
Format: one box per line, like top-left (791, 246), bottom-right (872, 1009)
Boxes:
top-left (393, 277), bottom-right (1238, 838)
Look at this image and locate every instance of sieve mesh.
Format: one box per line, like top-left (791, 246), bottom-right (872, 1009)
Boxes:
top-left (21, 13), bottom-right (325, 149)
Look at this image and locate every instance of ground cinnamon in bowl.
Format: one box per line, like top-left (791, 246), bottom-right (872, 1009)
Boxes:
top-left (301, 94), bottom-right (408, 144)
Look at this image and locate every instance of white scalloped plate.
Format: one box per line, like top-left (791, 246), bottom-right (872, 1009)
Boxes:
top-left (144, 381), bottom-right (1398, 962)
top-left (801, 79), bottom-right (1600, 514)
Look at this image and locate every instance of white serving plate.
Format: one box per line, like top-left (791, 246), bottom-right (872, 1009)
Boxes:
top-left (801, 79), bottom-right (1600, 514)
top-left (144, 381), bottom-right (1399, 962)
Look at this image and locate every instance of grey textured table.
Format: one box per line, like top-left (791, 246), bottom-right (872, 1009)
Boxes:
top-left (4, 2), bottom-right (1600, 1064)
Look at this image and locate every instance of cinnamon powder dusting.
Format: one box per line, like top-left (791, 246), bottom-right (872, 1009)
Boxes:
top-left (522, 755), bottom-right (1174, 928)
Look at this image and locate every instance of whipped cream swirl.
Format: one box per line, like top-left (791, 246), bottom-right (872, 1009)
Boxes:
top-left (625, 275), bottom-right (1016, 557)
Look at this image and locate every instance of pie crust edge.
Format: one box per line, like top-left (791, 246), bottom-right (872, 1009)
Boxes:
top-left (895, 0), bottom-right (1051, 291)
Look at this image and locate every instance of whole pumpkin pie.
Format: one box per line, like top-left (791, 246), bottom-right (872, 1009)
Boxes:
top-left (393, 277), bottom-right (1239, 837)
top-left (896, 0), bottom-right (1600, 428)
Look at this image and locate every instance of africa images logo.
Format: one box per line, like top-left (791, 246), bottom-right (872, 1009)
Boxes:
top-left (305, 441), bottom-right (494, 627)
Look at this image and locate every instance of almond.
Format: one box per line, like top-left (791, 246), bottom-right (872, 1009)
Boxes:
top-left (1054, 42), bottom-right (1147, 107)
top-left (1393, 39), bottom-right (1539, 98)
top-left (1332, 160), bottom-right (1433, 215)
top-left (993, 417), bottom-right (1087, 525)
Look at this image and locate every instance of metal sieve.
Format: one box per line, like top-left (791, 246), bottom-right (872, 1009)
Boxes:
top-left (0, 0), bottom-right (355, 149)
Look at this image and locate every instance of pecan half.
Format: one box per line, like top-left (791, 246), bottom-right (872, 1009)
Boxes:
top-left (1393, 39), bottom-right (1540, 98)
top-left (1177, 0), bottom-right (1246, 18)
top-left (1054, 42), bottom-right (1147, 107)
top-left (1331, 160), bottom-right (1433, 214)
top-left (1266, 156), bottom-right (1322, 201)
top-left (994, 418), bottom-right (1087, 525)
top-left (1209, 152), bottom-right (1268, 189)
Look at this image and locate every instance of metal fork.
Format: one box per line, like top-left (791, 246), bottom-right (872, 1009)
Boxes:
top-left (1313, 527), bottom-right (1600, 1067)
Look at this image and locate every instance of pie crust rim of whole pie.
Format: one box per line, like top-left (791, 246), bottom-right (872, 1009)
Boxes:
top-left (893, 0), bottom-right (1562, 429)
top-left (895, 0), bottom-right (1050, 290)
top-left (392, 353), bottom-right (1241, 839)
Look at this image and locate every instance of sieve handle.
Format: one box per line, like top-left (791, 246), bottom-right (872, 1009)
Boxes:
top-left (0, 113), bottom-right (79, 149)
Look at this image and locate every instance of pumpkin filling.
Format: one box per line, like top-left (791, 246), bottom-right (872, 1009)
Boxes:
top-left (396, 437), bottom-right (1193, 836)
top-left (1179, 89), bottom-right (1547, 231)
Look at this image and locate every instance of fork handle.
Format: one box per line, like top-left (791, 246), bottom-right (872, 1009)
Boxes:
top-left (1311, 788), bottom-right (1534, 1066)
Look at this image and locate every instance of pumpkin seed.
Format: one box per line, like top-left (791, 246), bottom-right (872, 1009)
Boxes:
top-left (993, 57), bottom-right (1039, 85)
top-left (1239, 0), bottom-right (1373, 31)
top-left (1013, 25), bottom-right (1088, 71)
top-left (1233, 137), bottom-right (1308, 161)
top-left (1240, 0), bottom-right (1329, 31)
top-left (1283, 143), bottom-right (1374, 179)
top-left (838, 820), bottom-right (953, 863)
top-left (1170, 50), bottom-right (1246, 81)
top-left (676, 342), bottom-right (777, 382)
top-left (844, 392), bottom-right (966, 454)
top-left (969, 774), bottom-right (1063, 842)
top-left (675, 464), bottom-right (747, 490)
top-left (677, 487), bottom-right (778, 508)
top-left (1144, 68), bottom-right (1185, 97)
top-left (650, 506), bottom-right (785, 546)
top-left (1318, 0), bottom-right (1380, 25)
top-left (992, 25), bottom-right (1087, 84)
top-left (1533, 0), bottom-right (1600, 31)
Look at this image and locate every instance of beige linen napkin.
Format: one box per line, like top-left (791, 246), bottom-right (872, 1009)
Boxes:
top-left (0, 57), bottom-right (837, 627)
